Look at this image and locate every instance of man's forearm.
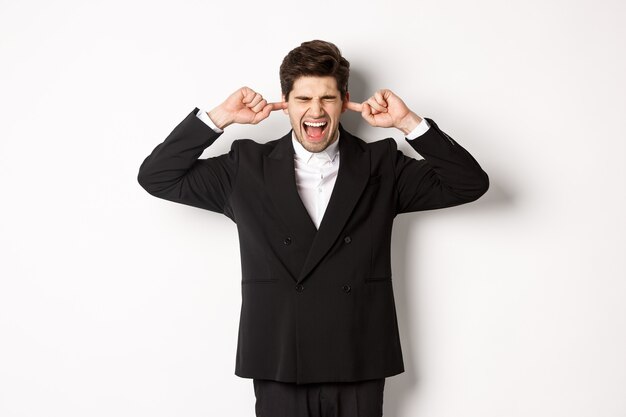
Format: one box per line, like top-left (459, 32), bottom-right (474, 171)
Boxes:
top-left (137, 108), bottom-right (222, 197)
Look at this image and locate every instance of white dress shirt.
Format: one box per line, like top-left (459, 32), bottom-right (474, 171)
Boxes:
top-left (291, 133), bottom-right (340, 228)
top-left (196, 108), bottom-right (431, 228)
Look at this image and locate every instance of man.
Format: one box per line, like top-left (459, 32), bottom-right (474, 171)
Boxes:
top-left (138, 40), bottom-right (488, 417)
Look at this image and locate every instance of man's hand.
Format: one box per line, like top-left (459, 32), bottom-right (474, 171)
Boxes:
top-left (346, 89), bottom-right (423, 135)
top-left (208, 87), bottom-right (287, 129)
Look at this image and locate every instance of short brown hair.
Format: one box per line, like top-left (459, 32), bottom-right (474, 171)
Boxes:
top-left (279, 40), bottom-right (350, 101)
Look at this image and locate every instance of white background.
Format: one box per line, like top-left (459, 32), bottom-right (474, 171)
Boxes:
top-left (1, 0), bottom-right (625, 416)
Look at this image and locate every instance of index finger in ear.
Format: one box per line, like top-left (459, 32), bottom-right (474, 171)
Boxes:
top-left (346, 101), bottom-right (363, 112)
top-left (269, 101), bottom-right (288, 111)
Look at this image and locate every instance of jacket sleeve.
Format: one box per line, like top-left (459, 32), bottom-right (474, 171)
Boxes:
top-left (137, 107), bottom-right (238, 220)
top-left (392, 117), bottom-right (489, 214)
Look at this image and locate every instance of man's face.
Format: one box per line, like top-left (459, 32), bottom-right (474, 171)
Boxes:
top-left (283, 75), bottom-right (349, 153)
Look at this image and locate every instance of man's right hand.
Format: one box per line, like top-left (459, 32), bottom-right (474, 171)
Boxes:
top-left (208, 87), bottom-right (286, 129)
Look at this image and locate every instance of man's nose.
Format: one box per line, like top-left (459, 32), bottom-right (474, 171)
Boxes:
top-left (309, 99), bottom-right (324, 117)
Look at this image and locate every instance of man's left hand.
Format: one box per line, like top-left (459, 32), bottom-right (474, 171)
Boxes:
top-left (346, 89), bottom-right (423, 135)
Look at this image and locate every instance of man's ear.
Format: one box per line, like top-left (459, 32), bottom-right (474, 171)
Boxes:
top-left (282, 94), bottom-right (289, 114)
top-left (341, 91), bottom-right (350, 113)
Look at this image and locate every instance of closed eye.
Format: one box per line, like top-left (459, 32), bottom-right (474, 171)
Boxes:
top-left (293, 96), bottom-right (337, 102)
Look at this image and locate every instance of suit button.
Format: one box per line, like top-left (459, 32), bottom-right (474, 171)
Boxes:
top-left (344, 236), bottom-right (352, 244)
top-left (295, 284), bottom-right (304, 293)
top-left (284, 237), bottom-right (292, 245)
top-left (342, 284), bottom-right (351, 293)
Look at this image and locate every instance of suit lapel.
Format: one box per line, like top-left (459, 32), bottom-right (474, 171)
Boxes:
top-left (297, 126), bottom-right (370, 282)
top-left (264, 132), bottom-right (317, 249)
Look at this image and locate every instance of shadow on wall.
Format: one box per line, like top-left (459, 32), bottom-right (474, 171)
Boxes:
top-left (344, 72), bottom-right (510, 414)
top-left (383, 194), bottom-right (507, 417)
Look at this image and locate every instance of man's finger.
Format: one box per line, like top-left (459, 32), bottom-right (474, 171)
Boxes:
top-left (241, 88), bottom-right (258, 104)
top-left (247, 94), bottom-right (264, 109)
top-left (346, 101), bottom-right (363, 112)
top-left (374, 90), bottom-right (388, 108)
top-left (367, 97), bottom-right (387, 113)
top-left (250, 99), bottom-right (268, 113)
top-left (252, 103), bottom-right (274, 124)
top-left (269, 102), bottom-right (288, 111)
top-left (361, 102), bottom-right (376, 126)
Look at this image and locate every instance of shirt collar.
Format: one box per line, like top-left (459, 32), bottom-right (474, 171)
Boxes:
top-left (291, 131), bottom-right (340, 164)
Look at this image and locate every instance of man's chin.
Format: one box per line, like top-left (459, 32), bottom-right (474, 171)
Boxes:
top-left (302, 137), bottom-right (330, 152)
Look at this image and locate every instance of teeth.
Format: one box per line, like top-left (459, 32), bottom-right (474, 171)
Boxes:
top-left (304, 121), bottom-right (327, 127)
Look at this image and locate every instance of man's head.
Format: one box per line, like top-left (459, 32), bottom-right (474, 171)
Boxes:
top-left (280, 40), bottom-right (351, 153)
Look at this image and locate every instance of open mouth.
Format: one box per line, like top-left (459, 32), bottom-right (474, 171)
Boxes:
top-left (303, 120), bottom-right (328, 142)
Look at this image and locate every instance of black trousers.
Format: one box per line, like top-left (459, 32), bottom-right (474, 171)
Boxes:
top-left (252, 378), bottom-right (385, 417)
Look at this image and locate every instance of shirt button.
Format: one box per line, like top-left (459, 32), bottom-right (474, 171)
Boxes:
top-left (344, 236), bottom-right (352, 244)
top-left (284, 237), bottom-right (292, 245)
top-left (342, 284), bottom-right (351, 293)
top-left (295, 284), bottom-right (304, 293)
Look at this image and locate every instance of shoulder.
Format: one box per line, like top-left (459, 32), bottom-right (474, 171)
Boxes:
top-left (340, 128), bottom-right (397, 155)
top-left (227, 133), bottom-right (293, 169)
top-left (230, 134), bottom-right (291, 154)
top-left (366, 137), bottom-right (397, 153)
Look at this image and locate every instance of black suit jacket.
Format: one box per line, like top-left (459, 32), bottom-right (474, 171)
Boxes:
top-left (138, 107), bottom-right (488, 384)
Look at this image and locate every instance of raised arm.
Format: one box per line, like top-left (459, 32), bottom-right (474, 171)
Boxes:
top-left (347, 89), bottom-right (489, 213)
top-left (137, 87), bottom-right (285, 219)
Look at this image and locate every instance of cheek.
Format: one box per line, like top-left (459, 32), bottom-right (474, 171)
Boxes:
top-left (326, 106), bottom-right (342, 120)
top-left (288, 106), bottom-right (304, 118)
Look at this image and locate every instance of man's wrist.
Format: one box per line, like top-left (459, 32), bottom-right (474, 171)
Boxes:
top-left (405, 117), bottom-right (430, 140)
top-left (397, 111), bottom-right (423, 135)
top-left (196, 108), bottom-right (224, 133)
top-left (207, 107), bottom-right (232, 130)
